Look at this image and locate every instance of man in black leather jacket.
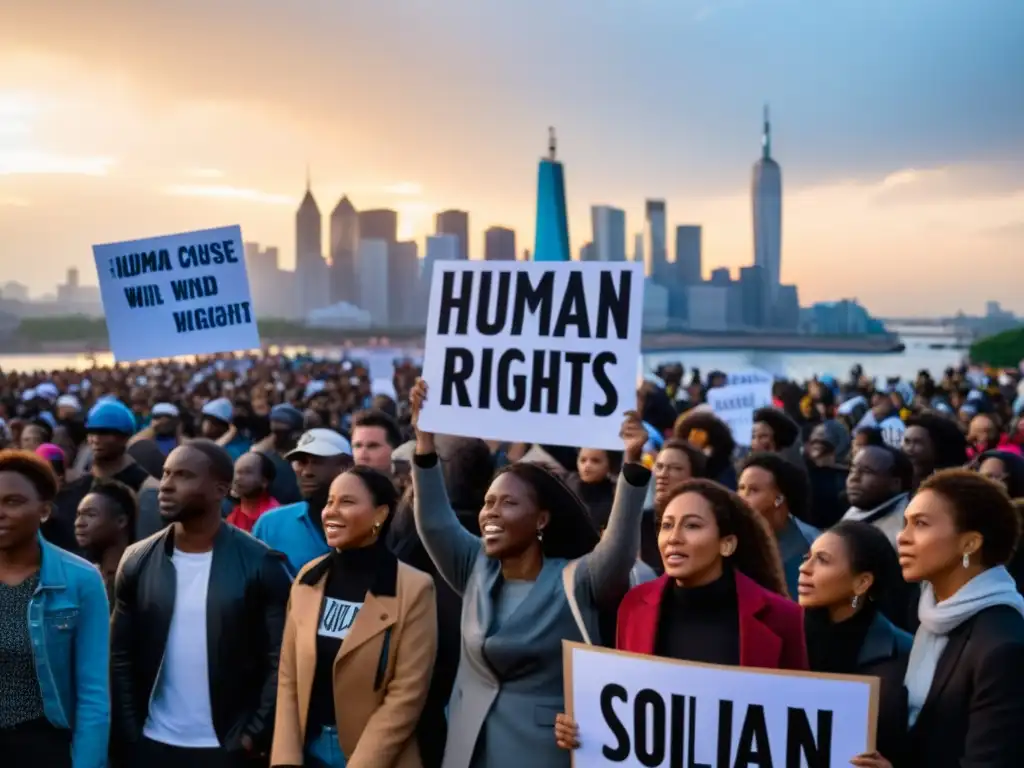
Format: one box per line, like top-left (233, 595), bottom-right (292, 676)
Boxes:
top-left (110, 439), bottom-right (291, 767)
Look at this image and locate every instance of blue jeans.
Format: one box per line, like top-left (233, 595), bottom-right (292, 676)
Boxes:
top-left (305, 725), bottom-right (346, 767)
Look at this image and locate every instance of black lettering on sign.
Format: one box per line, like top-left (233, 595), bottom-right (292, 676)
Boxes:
top-left (734, 703), bottom-right (772, 767)
top-left (172, 301), bottom-right (252, 334)
top-left (440, 347), bottom-right (474, 406)
top-left (717, 699), bottom-right (734, 767)
top-left (600, 684), bottom-right (630, 761)
top-left (109, 249), bottom-right (173, 280)
top-left (511, 271), bottom-right (554, 335)
top-left (633, 689), bottom-right (666, 767)
top-left (786, 707), bottom-right (831, 768)
top-left (437, 348), bottom-right (618, 417)
top-left (475, 272), bottom-right (511, 335)
top-left (497, 350), bottom-right (527, 411)
top-left (170, 275), bottom-right (220, 302)
top-left (435, 267), bottom-right (632, 339)
top-left (123, 284), bottom-right (166, 309)
top-left (437, 271), bottom-right (473, 335)
top-left (318, 597), bottom-right (362, 639)
top-left (529, 350), bottom-right (560, 414)
top-left (177, 240), bottom-right (239, 270)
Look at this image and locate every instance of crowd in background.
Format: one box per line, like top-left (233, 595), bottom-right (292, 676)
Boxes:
top-left (1, 350), bottom-right (1023, 767)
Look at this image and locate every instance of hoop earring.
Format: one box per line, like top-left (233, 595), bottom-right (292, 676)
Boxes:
top-left (962, 552), bottom-right (970, 569)
top-left (851, 594), bottom-right (860, 609)
top-left (372, 521), bottom-right (382, 536)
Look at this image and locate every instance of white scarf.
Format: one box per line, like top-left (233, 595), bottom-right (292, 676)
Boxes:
top-left (905, 566), bottom-right (1024, 727)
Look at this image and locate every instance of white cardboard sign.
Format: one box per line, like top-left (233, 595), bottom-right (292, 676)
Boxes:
top-left (707, 369), bottom-right (775, 446)
top-left (419, 260), bottom-right (644, 450)
top-left (93, 225), bottom-right (260, 362)
top-left (565, 642), bottom-right (878, 768)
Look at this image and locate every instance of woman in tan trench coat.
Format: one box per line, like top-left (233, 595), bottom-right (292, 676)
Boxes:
top-left (271, 466), bottom-right (437, 768)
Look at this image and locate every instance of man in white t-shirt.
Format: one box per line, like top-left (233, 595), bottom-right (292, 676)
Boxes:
top-left (110, 439), bottom-right (291, 767)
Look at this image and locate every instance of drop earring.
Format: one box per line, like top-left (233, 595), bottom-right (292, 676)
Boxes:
top-left (537, 528), bottom-right (544, 542)
top-left (851, 594), bottom-right (860, 609)
top-left (962, 552), bottom-right (970, 569)
top-left (372, 521), bottom-right (382, 536)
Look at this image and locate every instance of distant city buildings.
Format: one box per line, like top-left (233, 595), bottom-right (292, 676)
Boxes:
top-left (484, 226), bottom-right (516, 261)
top-left (753, 105), bottom-right (783, 314)
top-left (295, 179), bottom-right (329, 312)
top-left (591, 206), bottom-right (627, 262)
top-left (436, 210), bottom-right (469, 261)
top-left (329, 195), bottom-right (358, 305)
top-left (644, 199), bottom-right (667, 282)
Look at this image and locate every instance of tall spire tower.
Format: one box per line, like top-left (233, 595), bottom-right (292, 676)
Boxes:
top-left (762, 103), bottom-right (771, 159)
top-left (751, 104), bottom-right (783, 325)
top-left (532, 127), bottom-right (570, 262)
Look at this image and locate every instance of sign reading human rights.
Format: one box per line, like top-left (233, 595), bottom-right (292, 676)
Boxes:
top-left (564, 642), bottom-right (878, 768)
top-left (93, 225), bottom-right (260, 362)
top-left (419, 260), bottom-right (644, 449)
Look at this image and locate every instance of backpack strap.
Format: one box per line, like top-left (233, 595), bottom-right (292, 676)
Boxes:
top-left (561, 560), bottom-right (593, 646)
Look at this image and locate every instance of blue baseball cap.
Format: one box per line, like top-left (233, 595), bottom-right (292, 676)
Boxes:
top-left (85, 400), bottom-right (136, 435)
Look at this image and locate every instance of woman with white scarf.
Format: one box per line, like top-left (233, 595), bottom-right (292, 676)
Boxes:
top-left (853, 469), bottom-right (1024, 768)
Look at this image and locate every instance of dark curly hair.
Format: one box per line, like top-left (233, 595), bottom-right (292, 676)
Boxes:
top-left (739, 452), bottom-right (812, 523)
top-left (658, 439), bottom-right (708, 479)
top-left (0, 449), bottom-right (58, 502)
top-left (495, 462), bottom-right (600, 561)
top-left (87, 477), bottom-right (139, 538)
top-left (656, 478), bottom-right (788, 597)
top-left (919, 468), bottom-right (1021, 568)
top-left (827, 520), bottom-right (903, 605)
top-left (672, 410), bottom-right (736, 479)
top-left (906, 411), bottom-right (968, 470)
top-left (753, 407), bottom-right (800, 450)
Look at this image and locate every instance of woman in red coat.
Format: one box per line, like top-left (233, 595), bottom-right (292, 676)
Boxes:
top-left (555, 478), bottom-right (808, 749)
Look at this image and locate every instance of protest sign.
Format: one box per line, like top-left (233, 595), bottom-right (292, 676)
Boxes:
top-left (564, 642), bottom-right (878, 768)
top-left (93, 225), bottom-right (260, 362)
top-left (707, 368), bottom-right (774, 446)
top-left (418, 260), bottom-right (644, 449)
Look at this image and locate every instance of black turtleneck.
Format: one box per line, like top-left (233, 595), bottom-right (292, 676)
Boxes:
top-left (566, 474), bottom-right (616, 530)
top-left (307, 541), bottom-right (384, 729)
top-left (654, 567), bottom-right (740, 666)
top-left (804, 605), bottom-right (874, 674)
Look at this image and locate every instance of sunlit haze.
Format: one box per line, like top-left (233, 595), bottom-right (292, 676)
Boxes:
top-left (1, 0), bottom-right (1022, 314)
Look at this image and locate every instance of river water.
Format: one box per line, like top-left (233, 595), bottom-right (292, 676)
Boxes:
top-left (0, 332), bottom-right (966, 381)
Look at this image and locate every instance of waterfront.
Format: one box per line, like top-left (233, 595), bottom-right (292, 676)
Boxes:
top-left (0, 333), bottom-right (966, 381)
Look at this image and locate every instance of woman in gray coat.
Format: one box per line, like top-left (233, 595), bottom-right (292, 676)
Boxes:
top-left (408, 379), bottom-right (651, 768)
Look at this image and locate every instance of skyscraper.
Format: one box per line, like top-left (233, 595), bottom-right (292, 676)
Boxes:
top-left (388, 240), bottom-right (420, 327)
top-left (644, 200), bottom-right (667, 280)
top-left (421, 234), bottom-right (459, 318)
top-left (436, 210), bottom-right (470, 260)
top-left (591, 205), bottom-right (626, 262)
top-left (533, 127), bottom-right (570, 262)
top-left (329, 195), bottom-right (359, 305)
top-left (484, 226), bottom-right (516, 261)
top-left (295, 175), bottom-right (329, 311)
top-left (358, 209), bottom-right (398, 243)
top-left (579, 242), bottom-right (595, 261)
top-left (752, 104), bottom-right (782, 313)
top-left (355, 239), bottom-right (389, 327)
top-left (674, 225), bottom-right (702, 284)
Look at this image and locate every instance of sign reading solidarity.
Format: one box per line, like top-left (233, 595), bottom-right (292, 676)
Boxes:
top-left (93, 224), bottom-right (260, 362)
top-left (564, 642), bottom-right (878, 767)
top-left (419, 260), bottom-right (644, 449)
top-left (706, 368), bottom-right (775, 446)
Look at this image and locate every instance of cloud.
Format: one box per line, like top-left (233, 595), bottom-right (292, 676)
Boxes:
top-left (162, 183), bottom-right (295, 206)
top-left (871, 163), bottom-right (1024, 205)
top-left (982, 221), bottom-right (1024, 240)
top-left (0, 149), bottom-right (114, 176)
top-left (0, 195), bottom-right (30, 207)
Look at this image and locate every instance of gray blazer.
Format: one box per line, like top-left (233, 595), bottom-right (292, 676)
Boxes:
top-left (412, 457), bottom-right (649, 768)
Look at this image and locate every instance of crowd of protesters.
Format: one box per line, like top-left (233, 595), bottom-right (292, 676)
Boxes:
top-left (0, 350), bottom-right (1023, 767)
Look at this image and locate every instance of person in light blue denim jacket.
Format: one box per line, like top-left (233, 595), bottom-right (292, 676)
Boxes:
top-left (0, 450), bottom-right (110, 768)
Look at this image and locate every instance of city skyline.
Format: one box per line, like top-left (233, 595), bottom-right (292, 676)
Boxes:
top-left (1, 1), bottom-right (1022, 314)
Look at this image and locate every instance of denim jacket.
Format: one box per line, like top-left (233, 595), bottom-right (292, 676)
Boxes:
top-left (30, 533), bottom-right (111, 768)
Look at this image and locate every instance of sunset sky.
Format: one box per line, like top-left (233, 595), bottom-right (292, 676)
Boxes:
top-left (1, 0), bottom-right (1022, 316)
